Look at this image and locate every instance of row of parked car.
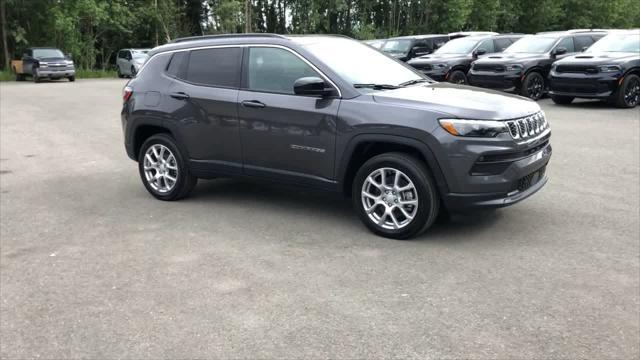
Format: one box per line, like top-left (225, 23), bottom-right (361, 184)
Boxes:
top-left (366, 29), bottom-right (640, 108)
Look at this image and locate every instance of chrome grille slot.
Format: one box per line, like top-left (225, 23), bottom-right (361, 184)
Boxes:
top-left (505, 112), bottom-right (548, 142)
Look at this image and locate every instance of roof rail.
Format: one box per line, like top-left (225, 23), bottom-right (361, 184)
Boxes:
top-left (172, 33), bottom-right (287, 43)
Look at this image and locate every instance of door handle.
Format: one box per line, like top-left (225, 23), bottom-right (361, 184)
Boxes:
top-left (170, 92), bottom-right (190, 100)
top-left (241, 100), bottom-right (266, 108)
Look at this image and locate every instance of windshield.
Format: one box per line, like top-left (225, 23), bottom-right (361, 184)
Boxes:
top-left (505, 36), bottom-right (558, 53)
top-left (293, 37), bottom-right (422, 88)
top-left (33, 49), bottom-right (64, 59)
top-left (381, 39), bottom-right (412, 53)
top-left (587, 34), bottom-right (640, 53)
top-left (435, 38), bottom-right (479, 54)
top-left (366, 40), bottom-right (385, 49)
top-left (132, 52), bottom-right (148, 60)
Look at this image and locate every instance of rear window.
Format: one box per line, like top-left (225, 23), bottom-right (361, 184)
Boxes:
top-left (185, 47), bottom-right (241, 88)
top-left (166, 52), bottom-right (187, 78)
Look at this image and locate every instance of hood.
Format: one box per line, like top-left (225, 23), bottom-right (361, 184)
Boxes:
top-left (372, 82), bottom-right (540, 120)
top-left (555, 52), bottom-right (639, 65)
top-left (408, 53), bottom-right (469, 65)
top-left (475, 52), bottom-right (546, 64)
top-left (35, 56), bottom-right (66, 62)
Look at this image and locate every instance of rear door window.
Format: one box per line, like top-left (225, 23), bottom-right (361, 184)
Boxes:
top-left (167, 52), bottom-right (188, 78)
top-left (574, 36), bottom-right (594, 51)
top-left (494, 38), bottom-right (512, 52)
top-left (185, 47), bottom-right (242, 88)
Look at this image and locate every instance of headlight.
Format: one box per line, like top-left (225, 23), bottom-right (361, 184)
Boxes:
top-left (505, 64), bottom-right (523, 71)
top-left (439, 119), bottom-right (508, 137)
top-left (39, 62), bottom-right (48, 67)
top-left (65, 60), bottom-right (74, 66)
top-left (598, 65), bottom-right (621, 73)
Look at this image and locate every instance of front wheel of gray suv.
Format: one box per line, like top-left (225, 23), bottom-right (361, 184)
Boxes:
top-left (352, 152), bottom-right (440, 240)
top-left (138, 134), bottom-right (197, 201)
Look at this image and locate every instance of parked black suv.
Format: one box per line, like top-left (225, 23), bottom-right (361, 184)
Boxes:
top-left (548, 31), bottom-right (640, 108)
top-left (469, 31), bottom-right (607, 99)
top-left (380, 35), bottom-right (450, 61)
top-left (122, 34), bottom-right (552, 239)
top-left (407, 34), bottom-right (524, 84)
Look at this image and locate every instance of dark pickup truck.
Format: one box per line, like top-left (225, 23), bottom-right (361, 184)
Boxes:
top-left (11, 47), bottom-right (76, 82)
top-left (548, 31), bottom-right (640, 108)
top-left (380, 35), bottom-right (450, 62)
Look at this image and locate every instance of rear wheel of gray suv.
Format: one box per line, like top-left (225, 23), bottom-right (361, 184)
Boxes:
top-left (352, 152), bottom-right (440, 239)
top-left (615, 74), bottom-right (639, 108)
top-left (448, 70), bottom-right (467, 85)
top-left (550, 95), bottom-right (574, 105)
top-left (521, 72), bottom-right (544, 100)
top-left (138, 134), bottom-right (197, 201)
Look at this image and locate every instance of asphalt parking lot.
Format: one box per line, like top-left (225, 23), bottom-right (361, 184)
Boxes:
top-left (1, 79), bottom-right (638, 359)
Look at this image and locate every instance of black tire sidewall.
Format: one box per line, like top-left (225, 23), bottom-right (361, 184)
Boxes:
top-left (449, 70), bottom-right (467, 84)
top-left (138, 134), bottom-right (194, 201)
top-left (352, 154), bottom-right (439, 239)
top-left (617, 74), bottom-right (639, 108)
top-left (522, 72), bottom-right (544, 100)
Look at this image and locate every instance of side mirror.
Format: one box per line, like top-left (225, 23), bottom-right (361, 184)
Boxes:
top-left (23, 53), bottom-right (30, 60)
top-left (65, 53), bottom-right (73, 60)
top-left (553, 47), bottom-right (567, 57)
top-left (581, 46), bottom-right (588, 52)
top-left (293, 77), bottom-right (336, 97)
top-left (473, 48), bottom-right (487, 58)
top-left (412, 46), bottom-right (430, 57)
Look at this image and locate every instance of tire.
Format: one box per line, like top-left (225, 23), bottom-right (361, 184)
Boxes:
top-left (138, 134), bottom-right (197, 201)
top-left (32, 70), bottom-right (41, 83)
top-left (551, 95), bottom-right (574, 105)
top-left (448, 70), bottom-right (468, 85)
top-left (68, 76), bottom-right (75, 82)
top-left (520, 72), bottom-right (545, 100)
top-left (352, 152), bottom-right (440, 240)
top-left (117, 66), bottom-right (124, 78)
top-left (131, 66), bottom-right (137, 77)
top-left (615, 74), bottom-right (640, 108)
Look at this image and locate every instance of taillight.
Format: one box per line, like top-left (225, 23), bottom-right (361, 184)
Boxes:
top-left (123, 86), bottom-right (133, 103)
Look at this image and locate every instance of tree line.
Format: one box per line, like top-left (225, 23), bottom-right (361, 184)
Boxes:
top-left (1, 0), bottom-right (639, 70)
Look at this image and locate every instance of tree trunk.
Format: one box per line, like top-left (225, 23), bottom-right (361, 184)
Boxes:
top-left (0, 0), bottom-right (9, 70)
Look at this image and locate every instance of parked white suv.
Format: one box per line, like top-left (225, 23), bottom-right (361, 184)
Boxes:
top-left (116, 49), bottom-right (150, 78)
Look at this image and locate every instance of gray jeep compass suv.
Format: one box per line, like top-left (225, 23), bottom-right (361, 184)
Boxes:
top-left (121, 34), bottom-right (552, 239)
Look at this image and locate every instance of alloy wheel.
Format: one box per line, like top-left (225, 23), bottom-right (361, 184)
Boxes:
top-left (143, 144), bottom-right (179, 193)
top-left (528, 76), bottom-right (544, 99)
top-left (361, 167), bottom-right (419, 230)
top-left (624, 77), bottom-right (640, 106)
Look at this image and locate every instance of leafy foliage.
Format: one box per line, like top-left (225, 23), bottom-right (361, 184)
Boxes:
top-left (1, 0), bottom-right (639, 70)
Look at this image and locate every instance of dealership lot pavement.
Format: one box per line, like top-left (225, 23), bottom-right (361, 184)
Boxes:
top-left (1, 79), bottom-right (638, 359)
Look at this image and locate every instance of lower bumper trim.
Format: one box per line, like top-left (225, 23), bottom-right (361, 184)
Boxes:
top-left (443, 175), bottom-right (548, 211)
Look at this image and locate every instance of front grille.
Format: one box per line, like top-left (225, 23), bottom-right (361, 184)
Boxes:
top-left (505, 112), bottom-right (549, 141)
top-left (516, 165), bottom-right (547, 192)
top-left (473, 63), bottom-right (505, 72)
top-left (556, 64), bottom-right (598, 74)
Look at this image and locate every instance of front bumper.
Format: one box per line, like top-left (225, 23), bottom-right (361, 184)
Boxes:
top-left (548, 71), bottom-right (620, 99)
top-left (36, 68), bottom-right (76, 78)
top-left (420, 69), bottom-right (448, 82)
top-left (431, 126), bottom-right (552, 211)
top-left (468, 70), bottom-right (522, 91)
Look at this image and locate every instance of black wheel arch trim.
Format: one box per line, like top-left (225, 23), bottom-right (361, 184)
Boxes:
top-left (128, 118), bottom-right (191, 161)
top-left (336, 133), bottom-right (450, 196)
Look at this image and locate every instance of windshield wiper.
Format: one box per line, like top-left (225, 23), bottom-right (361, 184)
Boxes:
top-left (399, 79), bottom-right (432, 87)
top-left (353, 83), bottom-right (400, 90)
